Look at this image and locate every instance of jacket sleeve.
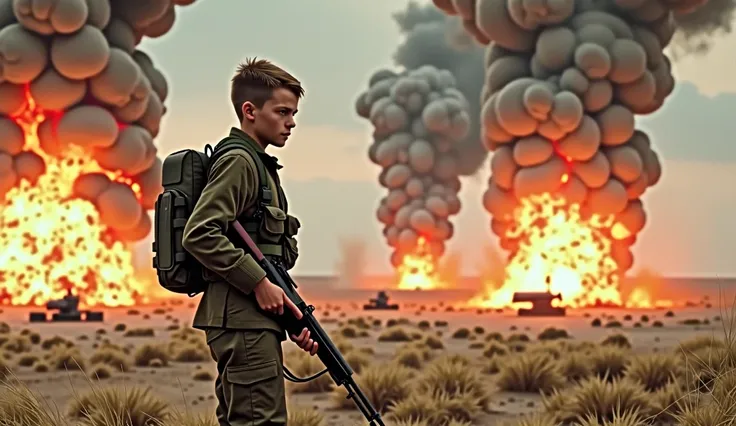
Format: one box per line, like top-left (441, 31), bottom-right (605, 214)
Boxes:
top-left (181, 152), bottom-right (266, 295)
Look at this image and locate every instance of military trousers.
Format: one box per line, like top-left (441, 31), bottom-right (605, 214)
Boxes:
top-left (206, 328), bottom-right (287, 426)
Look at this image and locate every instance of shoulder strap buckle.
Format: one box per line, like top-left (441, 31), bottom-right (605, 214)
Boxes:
top-left (260, 186), bottom-right (273, 205)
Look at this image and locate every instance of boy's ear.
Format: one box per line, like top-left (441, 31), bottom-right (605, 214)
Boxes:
top-left (242, 101), bottom-right (257, 121)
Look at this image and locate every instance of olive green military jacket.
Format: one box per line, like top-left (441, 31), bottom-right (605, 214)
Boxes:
top-left (182, 128), bottom-right (297, 339)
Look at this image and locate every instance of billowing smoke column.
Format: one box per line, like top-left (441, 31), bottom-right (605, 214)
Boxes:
top-left (0, 0), bottom-right (195, 306)
top-left (355, 66), bottom-right (470, 272)
top-left (391, 3), bottom-right (487, 176)
top-left (432, 0), bottom-right (706, 305)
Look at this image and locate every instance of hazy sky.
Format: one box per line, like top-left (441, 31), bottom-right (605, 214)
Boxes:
top-left (133, 0), bottom-right (736, 277)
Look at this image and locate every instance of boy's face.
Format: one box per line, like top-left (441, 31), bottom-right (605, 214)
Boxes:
top-left (244, 88), bottom-right (299, 148)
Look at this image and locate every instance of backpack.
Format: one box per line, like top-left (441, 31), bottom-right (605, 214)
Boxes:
top-left (151, 137), bottom-right (272, 297)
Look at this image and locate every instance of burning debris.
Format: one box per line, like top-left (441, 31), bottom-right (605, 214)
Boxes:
top-left (0, 0), bottom-right (196, 307)
top-left (355, 66), bottom-right (471, 289)
top-left (28, 287), bottom-right (104, 322)
top-left (432, 0), bottom-right (711, 308)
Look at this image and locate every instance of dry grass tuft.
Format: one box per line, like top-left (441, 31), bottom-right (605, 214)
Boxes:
top-left (481, 357), bottom-right (501, 375)
top-left (677, 335), bottom-right (724, 355)
top-left (40, 335), bottom-right (72, 350)
top-left (17, 354), bottom-right (38, 367)
top-left (600, 333), bottom-right (631, 349)
top-left (557, 352), bottom-right (593, 383)
top-left (538, 327), bottom-right (569, 341)
top-left (527, 341), bottom-right (565, 360)
top-left (543, 376), bottom-right (652, 424)
top-left (390, 419), bottom-right (471, 426)
top-left (386, 390), bottom-right (484, 425)
top-left (344, 350), bottom-right (372, 374)
top-left (495, 352), bottom-right (566, 393)
top-left (330, 363), bottom-right (414, 412)
top-left (502, 412), bottom-right (558, 426)
top-left (451, 328), bottom-right (471, 339)
top-left (89, 363), bottom-right (114, 380)
top-left (338, 325), bottom-right (359, 339)
top-left (573, 407), bottom-right (647, 425)
top-left (3, 335), bottom-right (31, 353)
top-left (0, 377), bottom-right (67, 425)
top-left (624, 352), bottom-right (683, 391)
top-left (588, 346), bottom-right (629, 380)
top-left (51, 346), bottom-right (87, 372)
top-left (422, 335), bottom-right (445, 350)
top-left (192, 370), bottom-right (213, 381)
top-left (33, 362), bottom-right (49, 373)
top-left (649, 380), bottom-right (690, 424)
top-left (414, 355), bottom-right (493, 411)
top-left (508, 333), bottom-right (530, 343)
top-left (286, 404), bottom-right (325, 426)
top-left (482, 341), bottom-right (508, 358)
top-left (152, 410), bottom-right (217, 426)
top-left (90, 346), bottom-right (132, 372)
top-left (123, 328), bottom-right (155, 338)
top-left (394, 347), bottom-right (428, 370)
top-left (133, 344), bottom-right (170, 367)
top-left (378, 326), bottom-right (413, 342)
top-left (68, 384), bottom-right (171, 425)
top-left (170, 343), bottom-right (209, 363)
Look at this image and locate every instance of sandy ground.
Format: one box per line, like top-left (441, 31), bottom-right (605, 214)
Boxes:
top-left (0, 298), bottom-right (728, 425)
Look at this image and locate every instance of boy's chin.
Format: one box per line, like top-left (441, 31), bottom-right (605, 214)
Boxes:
top-left (272, 138), bottom-right (287, 147)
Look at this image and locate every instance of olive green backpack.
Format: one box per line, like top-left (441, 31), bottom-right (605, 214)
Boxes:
top-left (151, 138), bottom-right (272, 297)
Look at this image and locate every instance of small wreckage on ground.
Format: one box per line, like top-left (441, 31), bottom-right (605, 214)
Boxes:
top-left (29, 289), bottom-right (104, 323)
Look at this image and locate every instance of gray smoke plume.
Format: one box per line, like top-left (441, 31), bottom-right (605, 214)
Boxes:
top-left (432, 0), bottom-right (714, 305)
top-left (392, 2), bottom-right (487, 176)
top-left (672, 0), bottom-right (736, 55)
top-left (355, 65), bottom-right (470, 269)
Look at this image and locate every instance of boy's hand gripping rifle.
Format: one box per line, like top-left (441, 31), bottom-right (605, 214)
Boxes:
top-left (232, 221), bottom-right (386, 426)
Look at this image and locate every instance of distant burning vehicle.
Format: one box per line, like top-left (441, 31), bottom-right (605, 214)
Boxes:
top-left (29, 288), bottom-right (104, 323)
top-left (363, 291), bottom-right (399, 311)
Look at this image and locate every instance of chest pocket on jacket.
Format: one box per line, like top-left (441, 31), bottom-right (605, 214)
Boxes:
top-left (282, 214), bottom-right (301, 270)
top-left (258, 205), bottom-right (286, 245)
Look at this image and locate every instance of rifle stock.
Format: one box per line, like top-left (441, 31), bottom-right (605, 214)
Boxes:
top-left (232, 221), bottom-right (386, 426)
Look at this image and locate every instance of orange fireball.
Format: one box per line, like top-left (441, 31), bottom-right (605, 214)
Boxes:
top-left (0, 88), bottom-right (150, 307)
top-left (396, 237), bottom-right (444, 290)
top-left (468, 193), bottom-right (671, 309)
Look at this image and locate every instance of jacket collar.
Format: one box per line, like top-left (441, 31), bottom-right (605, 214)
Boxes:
top-left (229, 127), bottom-right (283, 170)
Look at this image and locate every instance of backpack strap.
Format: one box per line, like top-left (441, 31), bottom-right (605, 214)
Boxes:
top-left (205, 137), bottom-right (273, 209)
top-left (204, 137), bottom-right (283, 258)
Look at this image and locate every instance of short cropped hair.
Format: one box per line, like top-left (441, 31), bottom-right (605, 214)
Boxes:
top-left (230, 57), bottom-right (304, 122)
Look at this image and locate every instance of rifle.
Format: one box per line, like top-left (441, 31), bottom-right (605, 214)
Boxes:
top-left (233, 221), bottom-right (386, 426)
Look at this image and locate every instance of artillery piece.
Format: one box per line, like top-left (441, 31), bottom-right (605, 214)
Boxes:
top-left (29, 289), bottom-right (104, 323)
top-left (363, 291), bottom-right (399, 310)
top-left (512, 291), bottom-right (566, 317)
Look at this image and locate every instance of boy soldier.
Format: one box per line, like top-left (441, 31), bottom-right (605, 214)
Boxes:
top-left (182, 58), bottom-right (318, 426)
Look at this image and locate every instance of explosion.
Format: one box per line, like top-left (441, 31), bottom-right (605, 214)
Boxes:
top-left (396, 237), bottom-right (439, 290)
top-left (432, 0), bottom-right (712, 308)
top-left (0, 0), bottom-right (197, 307)
top-left (355, 66), bottom-right (471, 290)
top-left (477, 193), bottom-right (623, 308)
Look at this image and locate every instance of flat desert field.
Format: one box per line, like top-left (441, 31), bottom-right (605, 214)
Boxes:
top-left (0, 284), bottom-right (733, 426)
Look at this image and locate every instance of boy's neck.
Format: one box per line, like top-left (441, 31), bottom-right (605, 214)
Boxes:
top-left (239, 125), bottom-right (268, 150)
